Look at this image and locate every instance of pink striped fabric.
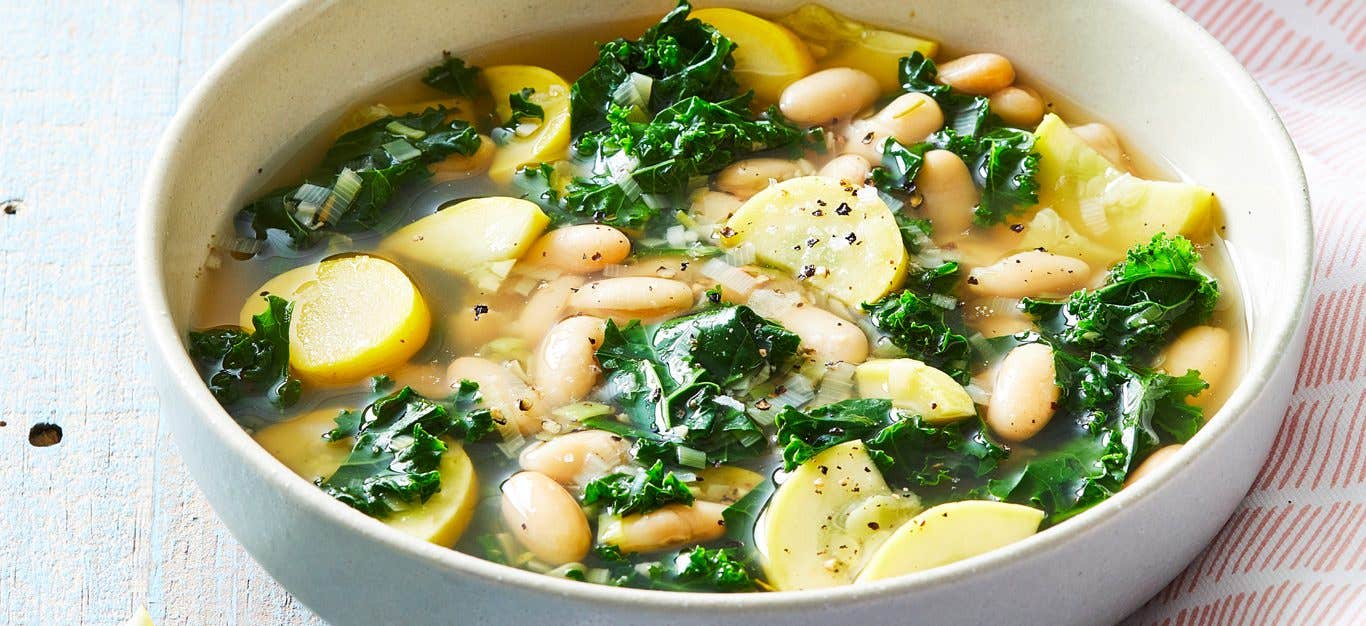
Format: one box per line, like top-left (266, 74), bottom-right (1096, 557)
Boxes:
top-left (1127, 1), bottom-right (1366, 624)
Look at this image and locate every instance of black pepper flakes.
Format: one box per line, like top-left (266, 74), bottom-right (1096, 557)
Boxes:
top-left (844, 232), bottom-right (857, 243)
top-left (1010, 223), bottom-right (1025, 233)
top-left (472, 304), bottom-right (489, 320)
top-left (835, 202), bottom-right (852, 216)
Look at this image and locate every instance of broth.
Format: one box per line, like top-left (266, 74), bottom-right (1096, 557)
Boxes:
top-left (190, 2), bottom-right (1245, 592)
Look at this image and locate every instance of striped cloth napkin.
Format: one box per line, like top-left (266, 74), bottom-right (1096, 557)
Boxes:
top-left (1128, 1), bottom-right (1366, 624)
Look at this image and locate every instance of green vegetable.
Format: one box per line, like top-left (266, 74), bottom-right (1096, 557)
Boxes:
top-left (722, 475), bottom-right (774, 543)
top-left (422, 54), bottom-right (482, 98)
top-left (1023, 234), bottom-right (1219, 359)
top-left (870, 138), bottom-right (929, 195)
top-left (371, 374), bottom-right (394, 392)
top-left (320, 383), bottom-right (496, 517)
top-left (188, 295), bottom-right (301, 408)
top-left (863, 288), bottom-right (973, 384)
top-left (583, 460), bottom-right (696, 516)
top-left (595, 545), bottom-right (758, 592)
top-left (578, 96), bottom-right (806, 196)
top-left (492, 87), bottom-right (546, 145)
top-left (988, 351), bottom-right (1207, 523)
top-left (570, 0), bottom-right (739, 137)
top-left (242, 107), bottom-right (482, 247)
top-left (664, 546), bottom-right (757, 592)
top-left (774, 399), bottom-right (1006, 494)
top-left (590, 304), bottom-right (799, 464)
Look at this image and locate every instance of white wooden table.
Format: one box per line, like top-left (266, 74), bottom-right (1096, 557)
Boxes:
top-left (0, 2), bottom-right (322, 624)
top-left (3, 2), bottom-right (1360, 625)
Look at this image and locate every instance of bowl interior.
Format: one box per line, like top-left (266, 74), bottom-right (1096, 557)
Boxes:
top-left (138, 0), bottom-right (1311, 616)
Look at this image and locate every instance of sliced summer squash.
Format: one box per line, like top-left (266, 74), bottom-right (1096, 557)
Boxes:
top-left (254, 407), bottom-right (478, 546)
top-left (483, 65), bottom-right (572, 183)
top-left (723, 176), bottom-right (907, 307)
top-left (778, 4), bottom-right (938, 92)
top-left (381, 196), bottom-right (549, 291)
top-left (286, 255), bottom-right (431, 385)
top-left (856, 500), bottom-right (1044, 583)
top-left (1028, 114), bottom-right (1215, 264)
top-left (759, 440), bottom-right (921, 590)
top-left (692, 8), bottom-right (814, 103)
top-left (855, 358), bottom-right (976, 423)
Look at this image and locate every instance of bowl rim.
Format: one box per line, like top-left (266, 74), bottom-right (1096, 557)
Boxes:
top-left (135, 0), bottom-right (1313, 611)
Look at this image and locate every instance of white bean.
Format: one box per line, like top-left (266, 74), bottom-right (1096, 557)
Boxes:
top-left (839, 93), bottom-right (944, 162)
top-left (715, 158), bottom-right (811, 200)
top-left (1160, 325), bottom-right (1232, 406)
top-left (519, 429), bottom-right (630, 485)
top-left (915, 149), bottom-right (977, 241)
top-left (987, 343), bottom-right (1058, 442)
top-left (1124, 445), bottom-right (1183, 487)
top-left (602, 501), bottom-right (728, 554)
top-left (500, 471), bottom-right (592, 565)
top-left (531, 315), bottom-right (606, 410)
top-left (967, 250), bottom-right (1092, 298)
top-left (988, 86), bottom-right (1045, 128)
top-left (779, 67), bottom-right (881, 124)
top-left (937, 53), bottom-right (1015, 95)
top-left (447, 356), bottom-right (541, 434)
top-left (872, 92), bottom-right (945, 145)
top-left (516, 275), bottom-right (586, 343)
top-left (525, 224), bottom-right (631, 274)
top-left (776, 304), bottom-right (869, 365)
top-left (568, 277), bottom-right (695, 323)
top-left (818, 154), bottom-right (872, 186)
top-left (1071, 122), bottom-right (1131, 172)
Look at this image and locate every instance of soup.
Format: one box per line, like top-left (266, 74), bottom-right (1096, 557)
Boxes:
top-left (188, 1), bottom-right (1243, 592)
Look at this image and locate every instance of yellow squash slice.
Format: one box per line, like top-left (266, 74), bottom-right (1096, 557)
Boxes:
top-left (856, 500), bottom-right (1044, 583)
top-left (723, 176), bottom-right (907, 307)
top-left (381, 196), bottom-right (549, 291)
top-left (692, 8), bottom-right (814, 103)
top-left (759, 440), bottom-right (920, 590)
top-left (254, 407), bottom-right (478, 546)
top-left (285, 255), bottom-right (431, 385)
top-left (1029, 113), bottom-right (1215, 264)
top-left (483, 65), bottom-right (572, 183)
top-left (855, 358), bottom-right (976, 423)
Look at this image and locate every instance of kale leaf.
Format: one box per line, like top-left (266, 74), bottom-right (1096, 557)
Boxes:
top-left (988, 351), bottom-right (1206, 523)
top-left (869, 138), bottom-right (929, 194)
top-left (863, 288), bottom-right (973, 383)
top-left (1023, 234), bottom-right (1219, 360)
top-left (774, 399), bottom-right (1006, 494)
top-left (492, 88), bottom-right (545, 145)
top-left (589, 304), bottom-right (799, 464)
top-left (242, 107), bottom-right (482, 247)
top-left (583, 459), bottom-right (696, 516)
top-left (188, 295), bottom-right (301, 408)
top-left (569, 0), bottom-right (739, 137)
top-left (578, 96), bottom-right (806, 195)
top-left (596, 545), bottom-right (757, 592)
top-left (663, 546), bottom-right (757, 592)
top-left (320, 383), bottom-right (496, 517)
top-left (422, 53), bottom-right (482, 98)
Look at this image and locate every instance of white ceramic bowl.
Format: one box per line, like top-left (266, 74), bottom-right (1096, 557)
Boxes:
top-left (135, 1), bottom-right (1312, 624)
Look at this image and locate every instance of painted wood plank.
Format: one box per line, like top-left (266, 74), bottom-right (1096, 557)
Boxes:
top-left (0, 1), bottom-right (182, 624)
